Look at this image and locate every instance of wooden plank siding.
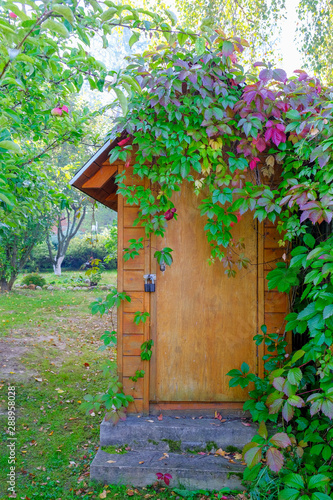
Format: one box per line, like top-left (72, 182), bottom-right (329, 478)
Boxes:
top-left (117, 165), bottom-right (151, 414)
top-left (262, 220), bottom-right (291, 357)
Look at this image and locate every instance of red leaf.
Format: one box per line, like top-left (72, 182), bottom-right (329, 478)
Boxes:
top-left (164, 473), bottom-right (172, 486)
top-left (266, 447), bottom-right (284, 472)
top-left (157, 413), bottom-right (163, 421)
top-left (156, 472), bottom-right (163, 480)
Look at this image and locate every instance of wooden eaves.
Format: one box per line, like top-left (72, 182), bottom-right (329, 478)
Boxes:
top-left (70, 136), bottom-right (126, 212)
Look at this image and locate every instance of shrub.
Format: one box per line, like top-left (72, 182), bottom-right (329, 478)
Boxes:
top-left (21, 273), bottom-right (46, 288)
top-left (24, 228), bottom-right (117, 272)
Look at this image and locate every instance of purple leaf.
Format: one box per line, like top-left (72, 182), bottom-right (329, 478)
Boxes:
top-left (270, 432), bottom-right (292, 448)
top-left (273, 377), bottom-right (285, 391)
top-left (282, 401), bottom-right (294, 422)
top-left (206, 125), bottom-right (218, 137)
top-left (222, 40), bottom-right (234, 56)
top-left (269, 398), bottom-right (284, 414)
top-left (266, 447), bottom-right (284, 472)
top-left (244, 446), bottom-right (262, 469)
top-left (259, 68), bottom-right (273, 81)
top-left (321, 400), bottom-right (333, 419)
top-left (254, 61), bottom-right (266, 67)
top-left (272, 68), bottom-right (287, 83)
top-left (188, 72), bottom-right (197, 84)
top-left (287, 395), bottom-right (305, 408)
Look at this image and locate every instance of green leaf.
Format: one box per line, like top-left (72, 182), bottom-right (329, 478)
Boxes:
top-left (288, 367), bottom-right (303, 386)
top-left (241, 362), bottom-right (250, 374)
top-left (311, 493), bottom-right (333, 500)
top-left (165, 8), bottom-right (177, 26)
top-left (52, 4), bottom-right (75, 24)
top-left (0, 140), bottom-right (22, 155)
top-left (195, 37), bottom-right (206, 55)
top-left (128, 31), bottom-right (140, 48)
top-left (303, 233), bottom-right (316, 248)
top-left (308, 475), bottom-right (330, 490)
top-left (323, 304), bottom-right (333, 319)
top-left (258, 421), bottom-right (268, 440)
top-left (286, 109), bottom-right (301, 120)
top-left (43, 19), bottom-right (70, 38)
top-left (114, 87), bottom-right (128, 116)
top-left (177, 32), bottom-right (188, 46)
top-left (101, 7), bottom-right (118, 22)
top-left (283, 473), bottom-right (305, 490)
top-left (278, 488), bottom-right (301, 500)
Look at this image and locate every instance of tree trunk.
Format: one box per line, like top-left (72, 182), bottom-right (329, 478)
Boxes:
top-left (1, 279), bottom-right (11, 292)
top-left (53, 255), bottom-right (65, 276)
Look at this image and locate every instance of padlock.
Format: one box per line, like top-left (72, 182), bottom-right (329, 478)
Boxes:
top-left (149, 276), bottom-right (155, 292)
top-left (144, 281), bottom-right (150, 292)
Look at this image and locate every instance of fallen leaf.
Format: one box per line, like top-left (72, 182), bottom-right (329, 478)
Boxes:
top-left (215, 448), bottom-right (226, 457)
top-left (126, 490), bottom-right (134, 496)
top-left (147, 419), bottom-right (154, 423)
top-left (99, 491), bottom-right (107, 499)
top-left (35, 378), bottom-right (42, 382)
top-left (107, 460), bottom-right (116, 463)
top-left (234, 452), bottom-right (243, 460)
top-left (197, 452), bottom-right (206, 455)
top-left (157, 414), bottom-right (163, 421)
top-left (48, 431), bottom-right (53, 436)
top-left (139, 461), bottom-right (145, 464)
top-left (241, 422), bottom-right (251, 427)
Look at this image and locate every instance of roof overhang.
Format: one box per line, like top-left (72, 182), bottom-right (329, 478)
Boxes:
top-left (70, 136), bottom-right (122, 211)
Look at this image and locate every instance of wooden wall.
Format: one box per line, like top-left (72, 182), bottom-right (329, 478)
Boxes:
top-left (117, 165), bottom-right (151, 414)
top-left (116, 165), bottom-right (289, 414)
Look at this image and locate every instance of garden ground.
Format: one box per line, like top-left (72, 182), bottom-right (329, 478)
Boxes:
top-left (0, 271), bottom-right (247, 500)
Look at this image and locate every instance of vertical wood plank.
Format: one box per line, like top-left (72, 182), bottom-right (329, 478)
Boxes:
top-left (257, 221), bottom-right (265, 379)
top-left (117, 193), bottom-right (124, 385)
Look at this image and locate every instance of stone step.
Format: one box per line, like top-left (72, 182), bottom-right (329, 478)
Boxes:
top-left (100, 416), bottom-right (257, 452)
top-left (90, 449), bottom-right (244, 491)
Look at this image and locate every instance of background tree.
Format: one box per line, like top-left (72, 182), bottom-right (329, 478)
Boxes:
top-left (46, 199), bottom-right (87, 275)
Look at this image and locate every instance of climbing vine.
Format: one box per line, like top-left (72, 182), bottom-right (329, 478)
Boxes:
top-left (101, 34), bottom-right (333, 496)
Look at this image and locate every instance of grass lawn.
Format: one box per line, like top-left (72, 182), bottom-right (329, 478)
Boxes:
top-left (0, 270), bottom-right (246, 500)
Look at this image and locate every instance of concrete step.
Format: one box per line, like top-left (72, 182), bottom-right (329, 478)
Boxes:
top-left (90, 449), bottom-right (244, 491)
top-left (100, 416), bottom-right (257, 452)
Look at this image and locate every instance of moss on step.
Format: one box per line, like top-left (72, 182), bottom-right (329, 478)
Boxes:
top-left (162, 439), bottom-right (182, 452)
top-left (101, 445), bottom-right (128, 454)
top-left (148, 439), bottom-right (159, 446)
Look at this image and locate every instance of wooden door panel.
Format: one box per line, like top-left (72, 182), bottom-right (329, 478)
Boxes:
top-left (151, 185), bottom-right (258, 402)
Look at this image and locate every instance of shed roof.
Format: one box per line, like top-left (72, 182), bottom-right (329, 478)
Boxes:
top-left (70, 135), bottom-right (124, 212)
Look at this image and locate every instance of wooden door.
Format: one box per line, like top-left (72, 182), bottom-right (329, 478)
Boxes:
top-left (150, 183), bottom-right (259, 403)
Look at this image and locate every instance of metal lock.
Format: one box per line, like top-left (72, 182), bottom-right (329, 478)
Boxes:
top-left (144, 274), bottom-right (156, 292)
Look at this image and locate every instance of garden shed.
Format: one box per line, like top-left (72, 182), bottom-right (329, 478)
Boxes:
top-left (71, 137), bottom-right (289, 415)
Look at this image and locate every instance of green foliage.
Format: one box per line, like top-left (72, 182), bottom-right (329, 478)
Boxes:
top-left (89, 288), bottom-right (131, 316)
top-left (84, 258), bottom-right (104, 286)
top-left (124, 237), bottom-right (144, 261)
top-left (21, 272), bottom-right (46, 288)
top-left (98, 330), bottom-right (117, 352)
top-left (129, 369), bottom-right (145, 382)
top-left (26, 232), bottom-right (117, 272)
top-left (82, 377), bottom-right (134, 425)
top-left (141, 339), bottom-right (154, 361)
top-left (133, 311), bottom-right (150, 325)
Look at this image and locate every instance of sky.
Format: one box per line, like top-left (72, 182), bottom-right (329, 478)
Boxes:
top-left (279, 0), bottom-right (302, 76)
